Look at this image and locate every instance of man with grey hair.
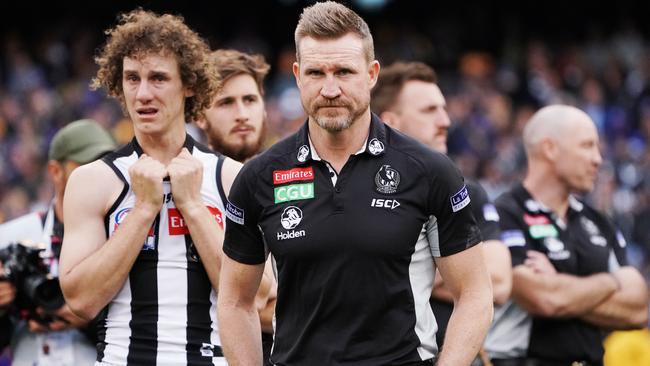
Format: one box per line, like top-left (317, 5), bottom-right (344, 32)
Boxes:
top-left (218, 2), bottom-right (493, 366)
top-left (485, 105), bottom-right (648, 366)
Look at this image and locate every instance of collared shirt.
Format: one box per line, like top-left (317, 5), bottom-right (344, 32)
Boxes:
top-left (486, 183), bottom-right (628, 362)
top-left (224, 114), bottom-right (481, 366)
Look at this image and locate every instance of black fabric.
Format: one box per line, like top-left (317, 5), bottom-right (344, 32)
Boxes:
top-left (224, 114), bottom-right (481, 366)
top-left (494, 183), bottom-right (628, 362)
top-left (430, 179), bottom-right (501, 348)
top-left (262, 331), bottom-right (274, 366)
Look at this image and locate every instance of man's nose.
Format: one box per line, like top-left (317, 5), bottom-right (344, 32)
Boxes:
top-left (320, 76), bottom-right (341, 99)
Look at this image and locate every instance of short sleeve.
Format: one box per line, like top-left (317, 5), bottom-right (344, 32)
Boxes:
top-left (426, 155), bottom-right (481, 257)
top-left (223, 162), bottom-right (267, 265)
top-left (494, 197), bottom-right (528, 267)
top-left (467, 181), bottom-right (501, 242)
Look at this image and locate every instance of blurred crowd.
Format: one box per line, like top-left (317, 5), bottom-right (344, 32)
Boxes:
top-left (1, 16), bottom-right (649, 282)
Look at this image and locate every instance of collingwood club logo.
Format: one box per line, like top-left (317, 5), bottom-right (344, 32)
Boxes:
top-left (368, 138), bottom-right (384, 155)
top-left (277, 206), bottom-right (306, 240)
top-left (297, 145), bottom-right (310, 163)
top-left (375, 164), bottom-right (400, 194)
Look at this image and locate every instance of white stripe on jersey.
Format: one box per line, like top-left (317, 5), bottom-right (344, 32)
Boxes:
top-left (407, 218), bottom-right (439, 360)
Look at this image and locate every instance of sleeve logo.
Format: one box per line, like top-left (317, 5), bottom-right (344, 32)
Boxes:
top-left (501, 230), bottom-right (526, 247)
top-left (226, 201), bottom-right (245, 225)
top-left (450, 185), bottom-right (470, 212)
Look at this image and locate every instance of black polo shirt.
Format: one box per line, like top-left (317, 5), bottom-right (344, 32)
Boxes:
top-left (430, 179), bottom-right (501, 348)
top-left (492, 183), bottom-right (627, 363)
top-left (223, 114), bottom-right (481, 366)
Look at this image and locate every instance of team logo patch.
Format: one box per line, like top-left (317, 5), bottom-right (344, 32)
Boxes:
top-left (580, 217), bottom-right (600, 236)
top-left (115, 208), bottom-right (130, 225)
top-left (114, 208), bottom-right (156, 250)
top-left (297, 145), bottom-right (310, 163)
top-left (529, 224), bottom-right (558, 239)
top-left (168, 206), bottom-right (223, 235)
top-left (501, 230), bottom-right (526, 247)
top-left (450, 185), bottom-right (471, 212)
top-left (523, 214), bottom-right (550, 226)
top-left (483, 203), bottom-right (500, 222)
top-left (368, 138), bottom-right (385, 155)
top-left (273, 167), bottom-right (314, 185)
top-left (525, 199), bottom-right (542, 212)
top-left (274, 183), bottom-right (314, 203)
top-left (280, 206), bottom-right (303, 230)
top-left (375, 165), bottom-right (400, 194)
top-left (226, 201), bottom-right (245, 225)
top-left (544, 237), bottom-right (571, 260)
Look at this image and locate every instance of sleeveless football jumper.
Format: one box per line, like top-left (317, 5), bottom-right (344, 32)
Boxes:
top-left (96, 136), bottom-right (227, 366)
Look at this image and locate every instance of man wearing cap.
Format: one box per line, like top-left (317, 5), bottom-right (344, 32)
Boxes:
top-left (0, 119), bottom-right (116, 365)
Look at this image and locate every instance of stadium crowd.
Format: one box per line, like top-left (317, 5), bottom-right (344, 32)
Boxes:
top-left (1, 16), bottom-right (649, 280)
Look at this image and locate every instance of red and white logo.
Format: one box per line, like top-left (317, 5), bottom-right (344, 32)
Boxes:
top-left (168, 206), bottom-right (223, 235)
top-left (523, 214), bottom-right (550, 226)
top-left (273, 167), bottom-right (314, 185)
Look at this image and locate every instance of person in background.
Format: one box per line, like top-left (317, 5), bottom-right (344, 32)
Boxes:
top-left (485, 105), bottom-right (648, 366)
top-left (0, 119), bottom-right (116, 365)
top-left (371, 61), bottom-right (512, 353)
top-left (196, 48), bottom-right (277, 366)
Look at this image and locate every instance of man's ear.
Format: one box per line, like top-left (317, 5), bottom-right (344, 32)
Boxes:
top-left (367, 60), bottom-right (380, 89)
top-left (47, 160), bottom-right (64, 186)
top-left (540, 138), bottom-right (559, 162)
top-left (195, 116), bottom-right (207, 130)
top-left (380, 110), bottom-right (401, 130)
top-left (292, 62), bottom-right (302, 89)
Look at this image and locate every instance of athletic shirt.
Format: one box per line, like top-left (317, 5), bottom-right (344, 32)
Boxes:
top-left (96, 135), bottom-right (227, 366)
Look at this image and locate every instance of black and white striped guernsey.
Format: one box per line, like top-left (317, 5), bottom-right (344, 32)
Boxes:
top-left (96, 135), bottom-right (227, 366)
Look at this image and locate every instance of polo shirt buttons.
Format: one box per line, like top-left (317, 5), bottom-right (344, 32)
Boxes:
top-left (335, 187), bottom-right (341, 193)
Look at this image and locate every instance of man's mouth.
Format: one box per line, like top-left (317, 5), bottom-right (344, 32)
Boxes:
top-left (136, 107), bottom-right (158, 117)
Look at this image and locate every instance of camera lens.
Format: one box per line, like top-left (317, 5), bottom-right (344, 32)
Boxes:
top-left (23, 275), bottom-right (65, 312)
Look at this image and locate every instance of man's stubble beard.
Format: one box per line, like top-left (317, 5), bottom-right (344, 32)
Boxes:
top-left (206, 121), bottom-right (267, 163)
top-left (310, 99), bottom-right (368, 133)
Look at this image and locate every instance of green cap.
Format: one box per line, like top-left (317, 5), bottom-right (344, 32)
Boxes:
top-left (48, 119), bottom-right (117, 164)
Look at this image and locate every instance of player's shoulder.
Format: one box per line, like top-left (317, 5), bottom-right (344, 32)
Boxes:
top-left (240, 133), bottom-right (300, 178)
top-left (570, 196), bottom-right (616, 231)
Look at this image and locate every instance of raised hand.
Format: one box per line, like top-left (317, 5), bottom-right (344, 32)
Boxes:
top-left (167, 148), bottom-right (203, 213)
top-left (129, 154), bottom-right (167, 214)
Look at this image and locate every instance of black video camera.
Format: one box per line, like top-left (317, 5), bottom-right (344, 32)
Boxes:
top-left (0, 242), bottom-right (65, 320)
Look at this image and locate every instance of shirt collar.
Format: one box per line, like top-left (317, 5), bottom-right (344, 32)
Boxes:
top-left (515, 183), bottom-right (584, 214)
top-left (132, 133), bottom-right (195, 157)
top-left (293, 113), bottom-right (387, 165)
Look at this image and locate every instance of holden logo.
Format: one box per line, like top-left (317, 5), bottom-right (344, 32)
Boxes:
top-left (297, 145), bottom-right (310, 163)
top-left (375, 165), bottom-right (400, 194)
top-left (280, 206), bottom-right (303, 230)
top-left (368, 138), bottom-right (384, 155)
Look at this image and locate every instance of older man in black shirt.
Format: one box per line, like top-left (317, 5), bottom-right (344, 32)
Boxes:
top-left (485, 105), bottom-right (648, 366)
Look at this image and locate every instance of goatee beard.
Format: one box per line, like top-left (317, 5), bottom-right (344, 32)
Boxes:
top-left (315, 116), bottom-right (352, 132)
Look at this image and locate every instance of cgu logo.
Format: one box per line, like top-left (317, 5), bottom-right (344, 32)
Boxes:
top-left (370, 198), bottom-right (400, 210)
top-left (168, 206), bottom-right (223, 235)
top-left (274, 183), bottom-right (314, 203)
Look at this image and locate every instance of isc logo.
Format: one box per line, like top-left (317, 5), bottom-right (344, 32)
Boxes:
top-left (370, 198), bottom-right (400, 210)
